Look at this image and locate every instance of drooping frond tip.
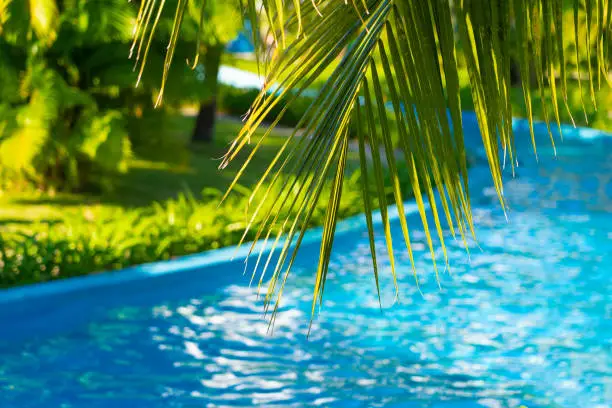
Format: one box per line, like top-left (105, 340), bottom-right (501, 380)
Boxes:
top-left (130, 0), bottom-right (190, 106)
top-left (136, 0), bottom-right (612, 325)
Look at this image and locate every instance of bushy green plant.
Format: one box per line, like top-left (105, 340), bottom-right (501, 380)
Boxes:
top-left (0, 171), bottom-right (384, 288)
top-left (126, 108), bottom-right (192, 166)
top-left (0, 0), bottom-right (138, 192)
top-left (0, 0), bottom-right (229, 191)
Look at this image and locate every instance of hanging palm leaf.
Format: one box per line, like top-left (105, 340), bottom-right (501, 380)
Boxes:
top-left (137, 0), bottom-right (612, 322)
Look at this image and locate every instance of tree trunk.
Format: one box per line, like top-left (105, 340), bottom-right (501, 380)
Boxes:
top-left (192, 99), bottom-right (217, 143)
top-left (510, 58), bottom-right (521, 86)
top-left (509, 57), bottom-right (539, 88)
top-left (191, 44), bottom-right (224, 144)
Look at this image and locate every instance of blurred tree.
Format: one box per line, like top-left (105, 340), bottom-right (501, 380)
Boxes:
top-left (0, 0), bottom-right (138, 191)
top-left (134, 0), bottom-right (242, 143)
top-left (186, 1), bottom-right (242, 144)
top-left (0, 0), bottom-right (230, 190)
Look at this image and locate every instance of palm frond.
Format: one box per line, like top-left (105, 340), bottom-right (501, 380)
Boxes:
top-left (139, 0), bottom-right (612, 323)
top-left (130, 0), bottom-right (242, 104)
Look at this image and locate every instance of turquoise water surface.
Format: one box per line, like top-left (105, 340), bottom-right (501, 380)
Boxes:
top-left (0, 120), bottom-right (611, 407)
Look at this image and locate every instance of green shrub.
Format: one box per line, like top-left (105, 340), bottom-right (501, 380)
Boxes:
top-left (0, 172), bottom-right (375, 287)
top-left (0, 2), bottom-right (139, 193)
top-left (0, 0), bottom-right (216, 193)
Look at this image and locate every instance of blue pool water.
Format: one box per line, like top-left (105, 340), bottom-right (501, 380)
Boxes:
top-left (0, 119), bottom-right (611, 407)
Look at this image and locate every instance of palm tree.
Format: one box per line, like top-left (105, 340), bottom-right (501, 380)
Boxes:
top-left (135, 0), bottom-right (610, 320)
top-left (132, 0), bottom-right (243, 143)
top-left (188, 2), bottom-right (243, 143)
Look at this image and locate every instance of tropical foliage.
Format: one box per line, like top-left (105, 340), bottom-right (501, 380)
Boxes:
top-left (0, 0), bottom-right (137, 191)
top-left (140, 0), bottom-right (612, 321)
top-left (0, 0), bottom-right (239, 191)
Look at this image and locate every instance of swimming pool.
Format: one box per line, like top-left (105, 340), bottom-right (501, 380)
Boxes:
top-left (1, 115), bottom-right (610, 407)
